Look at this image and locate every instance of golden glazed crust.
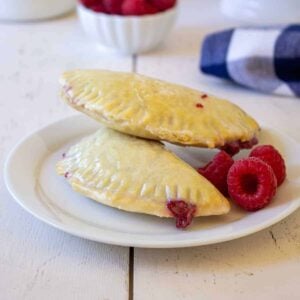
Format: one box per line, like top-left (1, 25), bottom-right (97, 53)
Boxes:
top-left (60, 69), bottom-right (260, 148)
top-left (56, 127), bottom-right (230, 218)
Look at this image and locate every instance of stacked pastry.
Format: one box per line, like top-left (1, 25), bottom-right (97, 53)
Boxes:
top-left (56, 70), bottom-right (260, 228)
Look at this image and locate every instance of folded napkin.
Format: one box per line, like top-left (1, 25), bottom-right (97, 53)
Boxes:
top-left (200, 25), bottom-right (300, 97)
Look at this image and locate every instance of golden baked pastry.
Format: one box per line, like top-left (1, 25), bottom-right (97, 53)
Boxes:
top-left (56, 127), bottom-right (230, 226)
top-left (60, 69), bottom-right (260, 148)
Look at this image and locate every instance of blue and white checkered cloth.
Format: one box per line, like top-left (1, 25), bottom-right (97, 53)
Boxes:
top-left (200, 25), bottom-right (300, 97)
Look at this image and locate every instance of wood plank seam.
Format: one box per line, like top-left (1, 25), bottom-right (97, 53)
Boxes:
top-left (129, 247), bottom-right (134, 300)
top-left (129, 53), bottom-right (137, 300)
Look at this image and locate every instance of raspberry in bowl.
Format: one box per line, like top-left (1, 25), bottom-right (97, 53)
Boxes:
top-left (77, 0), bottom-right (177, 54)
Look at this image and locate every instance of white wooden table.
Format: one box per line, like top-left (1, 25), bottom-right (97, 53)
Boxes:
top-left (1, 1), bottom-right (300, 299)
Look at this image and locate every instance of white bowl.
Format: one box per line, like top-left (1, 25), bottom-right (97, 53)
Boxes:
top-left (0, 0), bottom-right (76, 21)
top-left (220, 0), bottom-right (300, 24)
top-left (77, 4), bottom-right (177, 54)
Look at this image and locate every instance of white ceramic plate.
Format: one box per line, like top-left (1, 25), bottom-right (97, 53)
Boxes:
top-left (4, 115), bottom-right (300, 248)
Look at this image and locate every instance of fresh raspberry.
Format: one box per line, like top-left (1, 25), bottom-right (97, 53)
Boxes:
top-left (90, 3), bottom-right (106, 12)
top-left (149, 0), bottom-right (176, 11)
top-left (249, 145), bottom-right (286, 186)
top-left (197, 151), bottom-right (234, 196)
top-left (220, 137), bottom-right (258, 156)
top-left (227, 157), bottom-right (277, 211)
top-left (122, 0), bottom-right (159, 16)
top-left (167, 200), bottom-right (196, 229)
top-left (143, 3), bottom-right (159, 14)
top-left (103, 0), bottom-right (122, 14)
top-left (80, 0), bottom-right (107, 12)
top-left (80, 0), bottom-right (101, 8)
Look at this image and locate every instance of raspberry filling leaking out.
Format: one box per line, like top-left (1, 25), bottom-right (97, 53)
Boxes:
top-left (196, 103), bottom-right (204, 108)
top-left (220, 137), bottom-right (258, 156)
top-left (64, 172), bottom-right (71, 179)
top-left (167, 200), bottom-right (196, 229)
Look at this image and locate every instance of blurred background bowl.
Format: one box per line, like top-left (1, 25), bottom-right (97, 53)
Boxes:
top-left (220, 0), bottom-right (300, 24)
top-left (77, 3), bottom-right (177, 54)
top-left (0, 0), bottom-right (76, 21)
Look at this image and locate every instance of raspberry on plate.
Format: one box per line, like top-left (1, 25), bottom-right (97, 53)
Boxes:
top-left (250, 145), bottom-right (286, 186)
top-left (150, 0), bottom-right (176, 11)
top-left (227, 157), bottom-right (277, 211)
top-left (167, 200), bottom-right (196, 229)
top-left (198, 150), bottom-right (234, 196)
top-left (122, 0), bottom-right (159, 15)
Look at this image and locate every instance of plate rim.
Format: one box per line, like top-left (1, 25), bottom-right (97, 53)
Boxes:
top-left (4, 114), bottom-right (300, 248)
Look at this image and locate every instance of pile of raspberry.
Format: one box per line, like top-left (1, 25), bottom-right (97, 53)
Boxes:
top-left (80, 0), bottom-right (176, 15)
top-left (198, 144), bottom-right (286, 212)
